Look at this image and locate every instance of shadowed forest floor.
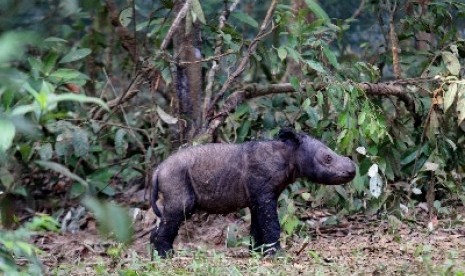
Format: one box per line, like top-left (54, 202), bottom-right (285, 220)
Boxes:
top-left (33, 207), bottom-right (465, 275)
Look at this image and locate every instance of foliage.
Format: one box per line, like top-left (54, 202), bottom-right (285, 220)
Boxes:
top-left (82, 196), bottom-right (134, 244)
top-left (0, 0), bottom-right (465, 269)
top-left (0, 221), bottom-right (48, 275)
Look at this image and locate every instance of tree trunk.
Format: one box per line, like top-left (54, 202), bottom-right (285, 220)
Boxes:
top-left (172, 0), bottom-right (203, 144)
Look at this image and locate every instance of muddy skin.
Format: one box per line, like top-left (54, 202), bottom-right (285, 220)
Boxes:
top-left (150, 128), bottom-right (356, 258)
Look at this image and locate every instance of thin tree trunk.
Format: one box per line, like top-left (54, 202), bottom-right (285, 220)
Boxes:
top-left (172, 0), bottom-right (203, 143)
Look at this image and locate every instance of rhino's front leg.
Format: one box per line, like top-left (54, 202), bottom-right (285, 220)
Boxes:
top-left (249, 195), bottom-right (281, 255)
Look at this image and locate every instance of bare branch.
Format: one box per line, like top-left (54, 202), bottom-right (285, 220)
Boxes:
top-left (206, 0), bottom-right (279, 120)
top-left (349, 0), bottom-right (366, 21)
top-left (91, 72), bottom-right (143, 120)
top-left (385, 0), bottom-right (402, 78)
top-left (160, 0), bottom-right (193, 51)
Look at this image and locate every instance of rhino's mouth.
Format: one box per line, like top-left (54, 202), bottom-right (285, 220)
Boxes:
top-left (332, 170), bottom-right (356, 183)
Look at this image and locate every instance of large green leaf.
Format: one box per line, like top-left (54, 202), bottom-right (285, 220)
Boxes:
top-left (444, 83), bottom-right (457, 112)
top-left (442, 51), bottom-right (460, 76)
top-left (322, 45), bottom-right (339, 69)
top-left (0, 118), bottom-right (15, 152)
top-left (83, 197), bottom-right (134, 244)
top-left (156, 106), bottom-right (178, 125)
top-left (119, 7), bottom-right (133, 27)
top-left (304, 0), bottom-right (330, 21)
top-left (231, 11), bottom-right (259, 28)
top-left (49, 93), bottom-right (109, 110)
top-left (49, 68), bottom-right (88, 83)
top-left (0, 32), bottom-right (32, 64)
top-left (191, 0), bottom-right (206, 24)
top-left (306, 60), bottom-right (326, 73)
top-left (35, 160), bottom-right (88, 187)
top-left (59, 48), bottom-right (91, 63)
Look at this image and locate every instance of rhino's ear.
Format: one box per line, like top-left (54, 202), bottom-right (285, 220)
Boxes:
top-left (278, 128), bottom-right (301, 146)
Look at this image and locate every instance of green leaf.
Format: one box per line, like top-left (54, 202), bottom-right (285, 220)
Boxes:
top-left (457, 83), bottom-right (465, 125)
top-left (285, 46), bottom-right (301, 62)
top-left (25, 214), bottom-right (60, 232)
top-left (301, 192), bottom-right (311, 201)
top-left (282, 214), bottom-right (300, 235)
top-left (441, 51), bottom-right (460, 75)
top-left (43, 52), bottom-right (59, 75)
top-left (358, 111), bottom-right (366, 125)
top-left (28, 57), bottom-right (43, 77)
top-left (82, 197), bottom-right (134, 244)
top-left (232, 11), bottom-right (259, 28)
top-left (115, 128), bottom-right (128, 156)
top-left (306, 60), bottom-right (326, 73)
top-left (232, 103), bottom-right (250, 119)
top-left (156, 106), bottom-right (178, 125)
top-left (322, 45), bottom-right (339, 69)
top-left (237, 120), bottom-right (251, 142)
top-left (59, 48), bottom-right (92, 63)
top-left (191, 0), bottom-right (206, 24)
top-left (119, 7), bottom-right (133, 27)
top-left (0, 167), bottom-right (14, 189)
top-left (22, 82), bottom-right (40, 100)
top-left (72, 128), bottom-right (89, 157)
top-left (303, 0), bottom-right (330, 21)
top-left (0, 118), bottom-right (15, 152)
top-left (36, 160), bottom-right (88, 187)
top-left (50, 93), bottom-right (109, 110)
top-left (290, 76), bottom-right (300, 92)
top-left (420, 161), bottom-right (439, 172)
top-left (38, 143), bottom-right (53, 160)
top-left (44, 37), bottom-right (68, 43)
top-left (0, 32), bottom-right (32, 64)
top-left (10, 103), bottom-right (39, 117)
top-left (302, 98), bottom-right (311, 110)
top-left (49, 68), bottom-right (88, 83)
top-left (444, 83), bottom-right (457, 112)
top-left (277, 47), bottom-right (287, 61)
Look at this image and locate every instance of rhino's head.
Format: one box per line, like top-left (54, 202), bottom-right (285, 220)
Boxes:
top-left (278, 128), bottom-right (356, 185)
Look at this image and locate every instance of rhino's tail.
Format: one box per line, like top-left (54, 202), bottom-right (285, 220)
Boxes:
top-left (151, 169), bottom-right (162, 217)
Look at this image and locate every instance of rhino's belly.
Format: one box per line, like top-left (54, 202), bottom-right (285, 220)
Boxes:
top-left (192, 180), bottom-right (250, 214)
top-left (196, 196), bottom-right (249, 213)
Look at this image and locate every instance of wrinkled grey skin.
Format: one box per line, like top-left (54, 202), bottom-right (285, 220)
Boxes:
top-left (150, 128), bottom-right (356, 257)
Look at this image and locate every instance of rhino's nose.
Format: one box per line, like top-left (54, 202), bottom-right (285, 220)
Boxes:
top-left (342, 158), bottom-right (356, 179)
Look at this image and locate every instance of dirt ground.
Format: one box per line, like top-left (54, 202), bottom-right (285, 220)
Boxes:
top-left (33, 207), bottom-right (465, 275)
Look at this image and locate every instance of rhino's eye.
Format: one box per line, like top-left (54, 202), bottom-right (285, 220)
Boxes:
top-left (324, 155), bottom-right (332, 164)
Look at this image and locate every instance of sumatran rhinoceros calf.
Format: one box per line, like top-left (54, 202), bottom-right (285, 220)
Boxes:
top-left (150, 128), bottom-right (356, 257)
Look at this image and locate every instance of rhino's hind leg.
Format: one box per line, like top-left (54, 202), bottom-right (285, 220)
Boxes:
top-left (249, 196), bottom-right (281, 256)
top-left (249, 211), bottom-right (264, 252)
top-left (150, 217), bottom-right (183, 258)
top-left (151, 196), bottom-right (196, 258)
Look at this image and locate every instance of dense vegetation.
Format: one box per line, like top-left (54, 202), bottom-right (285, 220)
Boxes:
top-left (0, 0), bottom-right (464, 274)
